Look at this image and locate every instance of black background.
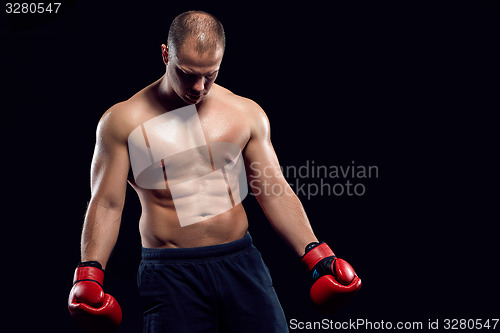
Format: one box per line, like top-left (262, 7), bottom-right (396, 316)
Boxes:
top-left (2, 1), bottom-right (498, 332)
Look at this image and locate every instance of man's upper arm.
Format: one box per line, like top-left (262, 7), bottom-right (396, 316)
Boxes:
top-left (244, 101), bottom-right (277, 169)
top-left (243, 102), bottom-right (288, 200)
top-left (89, 107), bottom-right (130, 210)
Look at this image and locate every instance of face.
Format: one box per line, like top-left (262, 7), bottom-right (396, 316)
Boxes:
top-left (162, 41), bottom-right (223, 105)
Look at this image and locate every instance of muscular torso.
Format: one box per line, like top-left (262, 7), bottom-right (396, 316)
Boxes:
top-left (121, 81), bottom-right (253, 248)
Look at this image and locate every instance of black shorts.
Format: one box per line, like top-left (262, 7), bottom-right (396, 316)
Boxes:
top-left (138, 233), bottom-right (289, 333)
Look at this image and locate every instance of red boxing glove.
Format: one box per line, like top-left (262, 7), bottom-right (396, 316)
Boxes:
top-left (302, 242), bottom-right (361, 313)
top-left (68, 261), bottom-right (122, 333)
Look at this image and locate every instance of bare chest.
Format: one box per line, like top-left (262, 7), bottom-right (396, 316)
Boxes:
top-left (127, 104), bottom-right (250, 190)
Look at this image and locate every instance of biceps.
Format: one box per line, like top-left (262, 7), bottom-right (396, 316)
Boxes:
top-left (89, 142), bottom-right (130, 208)
top-left (244, 137), bottom-right (287, 188)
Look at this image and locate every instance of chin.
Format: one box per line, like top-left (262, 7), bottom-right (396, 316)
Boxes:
top-left (184, 94), bottom-right (205, 105)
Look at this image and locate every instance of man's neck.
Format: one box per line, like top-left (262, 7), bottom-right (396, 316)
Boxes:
top-left (155, 74), bottom-right (188, 110)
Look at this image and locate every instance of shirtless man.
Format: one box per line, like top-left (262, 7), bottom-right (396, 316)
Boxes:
top-left (68, 11), bottom-right (361, 333)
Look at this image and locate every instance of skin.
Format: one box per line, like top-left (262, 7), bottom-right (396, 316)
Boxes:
top-left (81, 37), bottom-right (318, 269)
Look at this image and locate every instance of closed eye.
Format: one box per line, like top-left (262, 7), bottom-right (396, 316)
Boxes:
top-left (206, 72), bottom-right (218, 80)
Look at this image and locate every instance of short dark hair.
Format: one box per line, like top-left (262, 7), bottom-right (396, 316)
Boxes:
top-left (167, 11), bottom-right (225, 58)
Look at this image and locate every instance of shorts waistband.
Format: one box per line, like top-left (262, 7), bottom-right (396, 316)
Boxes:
top-left (141, 232), bottom-right (253, 261)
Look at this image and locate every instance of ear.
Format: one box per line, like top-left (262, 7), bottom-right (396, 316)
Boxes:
top-left (161, 44), bottom-right (169, 65)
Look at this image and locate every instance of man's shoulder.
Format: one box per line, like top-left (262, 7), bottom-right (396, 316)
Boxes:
top-left (210, 84), bottom-right (269, 137)
top-left (97, 97), bottom-right (149, 142)
top-left (210, 84), bottom-right (265, 119)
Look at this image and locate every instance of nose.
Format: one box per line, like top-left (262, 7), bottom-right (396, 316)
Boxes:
top-left (192, 77), bottom-right (205, 94)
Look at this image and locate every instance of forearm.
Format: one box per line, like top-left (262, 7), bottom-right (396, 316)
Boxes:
top-left (81, 199), bottom-right (122, 269)
top-left (256, 183), bottom-right (318, 256)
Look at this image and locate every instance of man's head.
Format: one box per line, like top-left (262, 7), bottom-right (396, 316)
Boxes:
top-left (162, 11), bottom-right (225, 104)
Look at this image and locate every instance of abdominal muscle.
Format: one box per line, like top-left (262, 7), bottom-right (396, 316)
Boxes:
top-left (130, 180), bottom-right (249, 249)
